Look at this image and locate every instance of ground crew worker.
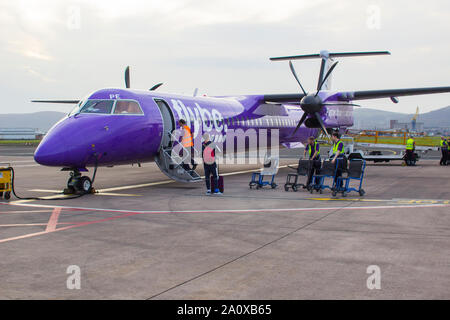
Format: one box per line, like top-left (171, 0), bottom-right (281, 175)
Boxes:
top-left (439, 136), bottom-right (448, 166)
top-left (179, 119), bottom-right (197, 172)
top-left (405, 136), bottom-right (416, 166)
top-left (330, 132), bottom-right (347, 186)
top-left (202, 133), bottom-right (221, 194)
top-left (303, 136), bottom-right (321, 187)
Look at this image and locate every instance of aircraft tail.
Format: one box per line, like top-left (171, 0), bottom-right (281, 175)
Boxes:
top-left (270, 50), bottom-right (391, 91)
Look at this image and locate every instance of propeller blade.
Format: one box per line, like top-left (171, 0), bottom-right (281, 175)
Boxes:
top-left (292, 112), bottom-right (308, 135)
top-left (125, 66), bottom-right (130, 88)
top-left (288, 61), bottom-right (308, 96)
top-left (315, 61), bottom-right (338, 96)
top-left (149, 83), bottom-right (163, 91)
top-left (314, 112), bottom-right (331, 141)
top-left (193, 88), bottom-right (199, 97)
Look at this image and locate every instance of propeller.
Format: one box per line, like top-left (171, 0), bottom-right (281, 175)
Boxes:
top-left (149, 83), bottom-right (163, 91)
top-left (288, 60), bottom-right (341, 141)
top-left (125, 66), bottom-right (130, 88)
top-left (125, 66), bottom-right (163, 91)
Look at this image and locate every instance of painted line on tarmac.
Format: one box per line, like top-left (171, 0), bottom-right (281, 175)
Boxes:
top-left (2, 201), bottom-right (449, 216)
top-left (45, 208), bottom-right (61, 232)
top-left (0, 223), bottom-right (72, 227)
top-left (0, 224), bottom-right (75, 244)
top-left (306, 197), bottom-right (387, 202)
top-left (0, 210), bottom-right (52, 214)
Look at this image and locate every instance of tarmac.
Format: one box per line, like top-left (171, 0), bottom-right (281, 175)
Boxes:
top-left (0, 146), bottom-right (449, 299)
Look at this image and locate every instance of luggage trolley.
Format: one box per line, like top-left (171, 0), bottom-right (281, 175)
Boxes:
top-left (332, 159), bottom-right (366, 197)
top-left (284, 159), bottom-right (311, 192)
top-left (308, 159), bottom-right (338, 194)
top-left (249, 157), bottom-right (279, 189)
top-left (0, 163), bottom-right (13, 200)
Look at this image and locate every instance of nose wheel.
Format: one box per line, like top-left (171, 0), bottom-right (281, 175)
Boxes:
top-left (64, 170), bottom-right (94, 195)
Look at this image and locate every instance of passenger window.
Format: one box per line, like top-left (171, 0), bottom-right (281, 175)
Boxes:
top-left (80, 100), bottom-right (114, 114)
top-left (114, 100), bottom-right (143, 114)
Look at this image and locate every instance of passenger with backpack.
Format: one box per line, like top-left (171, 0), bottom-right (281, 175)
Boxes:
top-left (202, 133), bottom-right (222, 195)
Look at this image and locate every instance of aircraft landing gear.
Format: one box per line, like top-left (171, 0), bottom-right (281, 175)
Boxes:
top-left (64, 169), bottom-right (94, 195)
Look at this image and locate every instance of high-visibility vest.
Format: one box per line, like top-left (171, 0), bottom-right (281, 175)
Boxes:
top-left (406, 138), bottom-right (415, 150)
top-left (181, 125), bottom-right (193, 147)
top-left (308, 141), bottom-right (320, 158)
top-left (441, 139), bottom-right (448, 150)
top-left (332, 140), bottom-right (344, 155)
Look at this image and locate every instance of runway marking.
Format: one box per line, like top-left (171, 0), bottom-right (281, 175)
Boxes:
top-left (0, 225), bottom-right (75, 244)
top-left (45, 208), bottom-right (61, 232)
top-left (306, 197), bottom-right (387, 202)
top-left (0, 210), bottom-right (52, 214)
top-left (0, 222), bottom-right (73, 227)
top-left (2, 201), bottom-right (449, 216)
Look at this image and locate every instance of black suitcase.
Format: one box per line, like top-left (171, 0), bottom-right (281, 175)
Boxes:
top-left (211, 164), bottom-right (224, 193)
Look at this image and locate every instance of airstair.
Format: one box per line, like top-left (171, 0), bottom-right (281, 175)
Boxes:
top-left (154, 132), bottom-right (202, 183)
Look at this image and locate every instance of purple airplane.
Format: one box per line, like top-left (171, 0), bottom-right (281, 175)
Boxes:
top-left (32, 51), bottom-right (450, 194)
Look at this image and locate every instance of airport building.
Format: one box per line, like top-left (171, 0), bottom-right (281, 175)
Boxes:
top-left (0, 128), bottom-right (44, 140)
top-left (389, 119), bottom-right (424, 132)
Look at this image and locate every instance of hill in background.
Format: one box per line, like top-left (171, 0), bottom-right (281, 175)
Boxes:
top-left (350, 106), bottom-right (450, 129)
top-left (0, 111), bottom-right (66, 132)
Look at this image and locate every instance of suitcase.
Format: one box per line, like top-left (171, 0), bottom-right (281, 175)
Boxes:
top-left (210, 163), bottom-right (224, 193)
top-left (211, 175), bottom-right (224, 193)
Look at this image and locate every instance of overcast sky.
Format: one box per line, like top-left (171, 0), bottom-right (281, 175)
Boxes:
top-left (1, 0), bottom-right (449, 114)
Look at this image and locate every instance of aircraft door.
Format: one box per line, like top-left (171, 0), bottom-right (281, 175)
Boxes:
top-left (154, 99), bottom-right (175, 149)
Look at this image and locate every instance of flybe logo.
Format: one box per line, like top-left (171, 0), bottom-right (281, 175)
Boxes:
top-left (170, 99), bottom-right (228, 140)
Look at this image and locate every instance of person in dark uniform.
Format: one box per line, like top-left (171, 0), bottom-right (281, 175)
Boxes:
top-left (330, 132), bottom-right (347, 187)
top-left (440, 136), bottom-right (448, 166)
top-left (303, 136), bottom-right (321, 187)
top-left (202, 133), bottom-right (221, 194)
top-left (405, 136), bottom-right (416, 166)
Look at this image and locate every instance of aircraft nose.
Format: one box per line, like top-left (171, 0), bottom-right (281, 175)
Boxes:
top-left (34, 135), bottom-right (68, 166)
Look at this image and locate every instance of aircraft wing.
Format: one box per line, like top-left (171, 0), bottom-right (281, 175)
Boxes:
top-left (31, 100), bottom-right (80, 104)
top-left (338, 86), bottom-right (450, 101)
top-left (263, 93), bottom-right (305, 104)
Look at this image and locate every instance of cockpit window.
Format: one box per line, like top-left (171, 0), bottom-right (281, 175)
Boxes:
top-left (80, 100), bottom-right (114, 114)
top-left (113, 100), bottom-right (143, 115)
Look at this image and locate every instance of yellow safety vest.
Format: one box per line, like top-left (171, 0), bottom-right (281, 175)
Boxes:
top-left (308, 141), bottom-right (320, 157)
top-left (441, 139), bottom-right (448, 149)
top-left (332, 140), bottom-right (344, 154)
top-left (406, 138), bottom-right (415, 150)
top-left (181, 125), bottom-right (193, 147)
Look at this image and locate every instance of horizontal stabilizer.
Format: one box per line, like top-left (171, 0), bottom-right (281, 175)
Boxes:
top-left (270, 51), bottom-right (390, 61)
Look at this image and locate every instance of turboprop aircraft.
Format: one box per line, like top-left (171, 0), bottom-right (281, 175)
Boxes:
top-left (32, 50), bottom-right (450, 194)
